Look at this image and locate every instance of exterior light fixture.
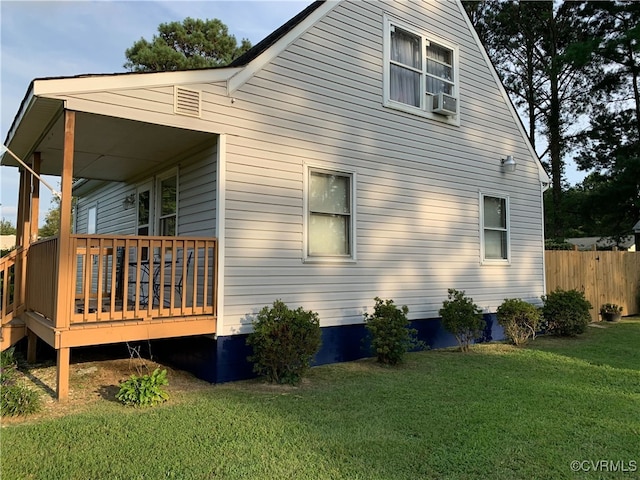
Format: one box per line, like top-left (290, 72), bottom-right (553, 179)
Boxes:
top-left (122, 194), bottom-right (135, 210)
top-left (501, 155), bottom-right (516, 173)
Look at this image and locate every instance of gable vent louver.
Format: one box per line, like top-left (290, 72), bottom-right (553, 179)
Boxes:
top-left (174, 86), bottom-right (201, 117)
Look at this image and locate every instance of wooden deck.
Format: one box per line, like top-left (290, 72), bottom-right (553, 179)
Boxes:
top-left (1, 234), bottom-right (218, 397)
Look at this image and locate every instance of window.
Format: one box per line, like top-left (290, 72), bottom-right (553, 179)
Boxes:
top-left (137, 182), bottom-right (152, 236)
top-left (157, 174), bottom-right (177, 236)
top-left (384, 16), bottom-right (458, 121)
top-left (481, 194), bottom-right (510, 263)
top-left (87, 205), bottom-right (97, 234)
top-left (305, 167), bottom-right (355, 261)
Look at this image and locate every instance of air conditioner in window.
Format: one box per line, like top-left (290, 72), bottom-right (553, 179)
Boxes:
top-left (431, 92), bottom-right (458, 116)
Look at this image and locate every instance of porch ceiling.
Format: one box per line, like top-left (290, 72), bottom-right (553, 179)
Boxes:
top-left (3, 109), bottom-right (215, 182)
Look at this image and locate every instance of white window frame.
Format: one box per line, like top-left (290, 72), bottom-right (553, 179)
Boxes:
top-left (479, 192), bottom-right (511, 265)
top-left (87, 204), bottom-right (97, 234)
top-left (155, 168), bottom-right (179, 237)
top-left (383, 14), bottom-right (460, 126)
top-left (303, 164), bottom-right (357, 263)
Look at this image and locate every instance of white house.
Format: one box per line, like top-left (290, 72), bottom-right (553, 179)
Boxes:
top-left (1, 0), bottom-right (549, 395)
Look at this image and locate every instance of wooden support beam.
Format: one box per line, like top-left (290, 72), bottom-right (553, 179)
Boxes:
top-left (20, 166), bottom-right (32, 250)
top-left (54, 110), bottom-right (75, 401)
top-left (15, 169), bottom-right (27, 247)
top-left (27, 330), bottom-right (37, 364)
top-left (56, 347), bottom-right (70, 401)
top-left (55, 110), bottom-right (75, 331)
top-left (30, 153), bottom-right (41, 243)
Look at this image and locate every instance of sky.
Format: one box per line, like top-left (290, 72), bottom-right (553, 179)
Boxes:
top-left (0, 0), bottom-right (313, 227)
top-left (0, 0), bottom-right (587, 229)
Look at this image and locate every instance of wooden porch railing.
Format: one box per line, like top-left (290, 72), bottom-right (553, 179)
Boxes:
top-left (1, 247), bottom-right (22, 325)
top-left (69, 235), bottom-right (217, 324)
top-left (26, 237), bottom-right (58, 320)
top-left (5, 234), bottom-right (217, 332)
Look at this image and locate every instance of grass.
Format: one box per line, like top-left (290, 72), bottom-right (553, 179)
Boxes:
top-left (1, 318), bottom-right (639, 480)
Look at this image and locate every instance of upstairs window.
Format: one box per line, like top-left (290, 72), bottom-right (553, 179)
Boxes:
top-left (384, 16), bottom-right (459, 122)
top-left (481, 193), bottom-right (510, 263)
top-left (305, 167), bottom-right (356, 262)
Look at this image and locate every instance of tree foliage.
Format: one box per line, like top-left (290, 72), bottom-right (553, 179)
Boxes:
top-left (38, 196), bottom-right (61, 238)
top-left (0, 219), bottom-right (16, 236)
top-left (464, 1), bottom-right (639, 241)
top-left (572, 2), bottom-right (640, 241)
top-left (364, 297), bottom-right (424, 365)
top-left (439, 289), bottom-right (486, 352)
top-left (124, 17), bottom-right (252, 71)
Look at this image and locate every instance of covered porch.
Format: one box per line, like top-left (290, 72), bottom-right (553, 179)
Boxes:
top-left (1, 102), bottom-right (220, 399)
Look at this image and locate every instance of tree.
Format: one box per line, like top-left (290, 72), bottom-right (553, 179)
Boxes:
top-left (38, 193), bottom-right (74, 238)
top-left (0, 219), bottom-right (16, 236)
top-left (124, 17), bottom-right (252, 72)
top-left (463, 1), bottom-right (599, 238)
top-left (38, 198), bottom-right (61, 238)
top-left (572, 2), bottom-right (640, 240)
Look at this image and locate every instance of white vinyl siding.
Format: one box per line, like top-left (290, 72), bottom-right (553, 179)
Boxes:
top-left (59, 0), bottom-right (546, 337)
top-left (218, 0), bottom-right (545, 334)
top-left (75, 182), bottom-right (136, 235)
top-left (74, 143), bottom-right (216, 238)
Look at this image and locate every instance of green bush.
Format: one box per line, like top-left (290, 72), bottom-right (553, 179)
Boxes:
top-left (541, 288), bottom-right (592, 336)
top-left (364, 297), bottom-right (424, 365)
top-left (247, 299), bottom-right (322, 385)
top-left (439, 289), bottom-right (486, 352)
top-left (0, 348), bottom-right (41, 417)
top-left (116, 368), bottom-right (169, 407)
top-left (496, 299), bottom-right (542, 346)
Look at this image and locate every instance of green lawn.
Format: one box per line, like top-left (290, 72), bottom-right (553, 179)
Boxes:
top-left (2, 319), bottom-right (639, 480)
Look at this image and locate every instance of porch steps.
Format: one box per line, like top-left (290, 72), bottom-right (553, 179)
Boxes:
top-left (0, 318), bottom-right (27, 352)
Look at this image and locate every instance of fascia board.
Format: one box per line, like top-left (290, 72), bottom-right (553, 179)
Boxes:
top-left (32, 68), bottom-right (241, 97)
top-left (227, 0), bottom-right (339, 95)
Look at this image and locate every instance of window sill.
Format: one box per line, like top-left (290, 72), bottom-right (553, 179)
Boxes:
top-left (481, 259), bottom-right (511, 266)
top-left (383, 100), bottom-right (460, 127)
top-left (303, 256), bottom-right (357, 265)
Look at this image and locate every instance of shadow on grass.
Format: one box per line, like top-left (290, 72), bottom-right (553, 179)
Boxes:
top-left (97, 384), bottom-right (121, 403)
top-left (525, 317), bottom-right (640, 372)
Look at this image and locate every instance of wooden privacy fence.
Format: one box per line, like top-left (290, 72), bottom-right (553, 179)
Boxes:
top-left (545, 250), bottom-right (640, 322)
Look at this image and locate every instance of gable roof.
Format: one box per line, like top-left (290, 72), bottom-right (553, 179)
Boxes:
top-left (3, 0), bottom-right (548, 187)
top-left (229, 1), bottom-right (326, 67)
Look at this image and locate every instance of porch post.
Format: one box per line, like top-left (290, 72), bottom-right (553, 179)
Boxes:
top-left (30, 152), bottom-right (41, 243)
top-left (25, 154), bottom-right (42, 360)
top-left (19, 166), bottom-right (32, 248)
top-left (27, 330), bottom-right (37, 364)
top-left (13, 167), bottom-right (31, 313)
top-left (57, 347), bottom-right (70, 400)
top-left (55, 110), bottom-right (75, 400)
top-left (15, 168), bottom-right (27, 247)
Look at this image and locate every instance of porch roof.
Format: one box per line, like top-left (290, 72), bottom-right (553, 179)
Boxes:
top-left (1, 94), bottom-right (215, 181)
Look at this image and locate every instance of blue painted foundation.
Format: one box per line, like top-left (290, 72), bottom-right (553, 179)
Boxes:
top-left (154, 314), bottom-right (503, 384)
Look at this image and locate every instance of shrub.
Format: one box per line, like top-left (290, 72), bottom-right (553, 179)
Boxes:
top-left (364, 297), bottom-right (424, 365)
top-left (541, 288), bottom-right (592, 336)
top-left (247, 299), bottom-right (322, 385)
top-left (439, 289), bottom-right (486, 352)
top-left (0, 348), bottom-right (41, 417)
top-left (116, 368), bottom-right (169, 407)
top-left (496, 299), bottom-right (542, 346)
